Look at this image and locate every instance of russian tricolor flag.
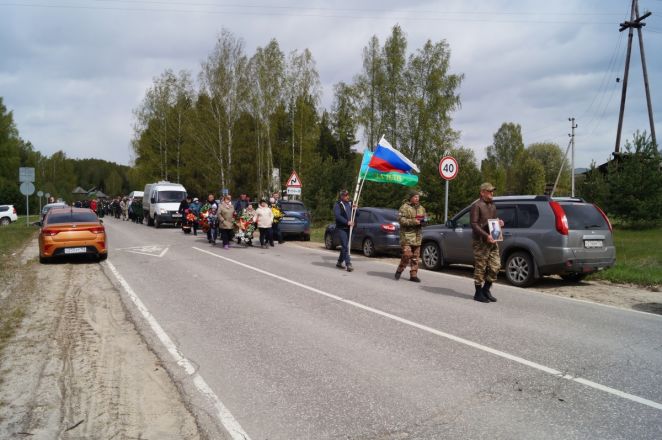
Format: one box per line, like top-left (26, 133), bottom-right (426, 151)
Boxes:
top-left (367, 136), bottom-right (420, 174)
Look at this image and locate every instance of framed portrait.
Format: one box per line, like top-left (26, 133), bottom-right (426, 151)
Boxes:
top-left (488, 218), bottom-right (503, 241)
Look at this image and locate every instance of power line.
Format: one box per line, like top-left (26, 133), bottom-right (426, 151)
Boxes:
top-left (0, 1), bottom-right (620, 24)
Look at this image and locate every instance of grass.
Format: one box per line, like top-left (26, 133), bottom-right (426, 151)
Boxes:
top-left (0, 217), bottom-right (36, 376)
top-left (0, 217), bottom-right (38, 270)
top-left (587, 227), bottom-right (662, 287)
top-left (310, 222), bottom-right (327, 243)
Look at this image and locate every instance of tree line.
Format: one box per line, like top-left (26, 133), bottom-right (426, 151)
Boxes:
top-left (0, 97), bottom-right (131, 214)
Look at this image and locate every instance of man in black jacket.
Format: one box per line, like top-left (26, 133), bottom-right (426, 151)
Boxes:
top-left (333, 190), bottom-right (354, 272)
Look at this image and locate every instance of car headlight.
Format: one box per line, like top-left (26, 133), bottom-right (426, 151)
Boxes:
top-left (159, 208), bottom-right (167, 214)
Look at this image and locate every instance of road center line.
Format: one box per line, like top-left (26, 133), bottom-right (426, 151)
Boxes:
top-left (105, 261), bottom-right (251, 440)
top-left (193, 246), bottom-right (662, 412)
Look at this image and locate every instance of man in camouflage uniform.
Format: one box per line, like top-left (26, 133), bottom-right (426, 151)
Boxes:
top-left (395, 190), bottom-right (426, 282)
top-left (470, 182), bottom-right (503, 303)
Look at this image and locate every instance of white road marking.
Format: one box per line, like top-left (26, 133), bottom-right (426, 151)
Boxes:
top-left (194, 246), bottom-right (662, 412)
top-left (117, 245), bottom-right (170, 258)
top-left (105, 261), bottom-right (251, 440)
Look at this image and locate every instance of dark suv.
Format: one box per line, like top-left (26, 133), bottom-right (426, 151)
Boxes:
top-left (420, 196), bottom-right (616, 286)
top-left (278, 200), bottom-right (311, 241)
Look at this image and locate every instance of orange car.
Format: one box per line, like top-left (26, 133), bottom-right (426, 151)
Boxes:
top-left (39, 207), bottom-right (108, 263)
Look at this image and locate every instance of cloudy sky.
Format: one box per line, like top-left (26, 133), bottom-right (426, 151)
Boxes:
top-left (1, 0), bottom-right (660, 169)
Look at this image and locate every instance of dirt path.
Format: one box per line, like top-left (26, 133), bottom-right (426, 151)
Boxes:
top-left (0, 240), bottom-right (202, 439)
top-left (292, 241), bottom-right (662, 315)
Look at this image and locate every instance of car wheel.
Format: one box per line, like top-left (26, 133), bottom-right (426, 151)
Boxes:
top-left (154, 216), bottom-right (160, 228)
top-left (39, 255), bottom-right (49, 264)
top-left (362, 238), bottom-right (376, 257)
top-left (147, 215), bottom-right (154, 226)
top-left (99, 253), bottom-right (108, 261)
top-left (560, 273), bottom-right (587, 283)
top-left (324, 233), bottom-right (336, 250)
top-left (505, 251), bottom-right (537, 287)
top-left (421, 241), bottom-right (442, 270)
top-left (0, 217), bottom-right (10, 226)
top-left (303, 234), bottom-right (310, 242)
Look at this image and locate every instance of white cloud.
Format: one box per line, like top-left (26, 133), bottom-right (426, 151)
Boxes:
top-left (0, 0), bottom-right (659, 168)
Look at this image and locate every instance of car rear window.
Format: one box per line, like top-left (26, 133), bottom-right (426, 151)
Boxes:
top-left (280, 202), bottom-right (306, 212)
top-left (517, 204), bottom-right (539, 228)
top-left (0, 206), bottom-right (7, 212)
top-left (560, 203), bottom-right (608, 230)
top-left (381, 211), bottom-right (398, 222)
top-left (47, 212), bottom-right (98, 224)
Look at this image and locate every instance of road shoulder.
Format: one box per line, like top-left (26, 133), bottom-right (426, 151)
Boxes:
top-left (0, 239), bottom-right (202, 439)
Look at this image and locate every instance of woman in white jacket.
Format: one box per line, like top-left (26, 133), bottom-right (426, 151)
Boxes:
top-left (255, 199), bottom-right (274, 249)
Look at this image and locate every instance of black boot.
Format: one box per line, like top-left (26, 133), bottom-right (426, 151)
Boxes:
top-left (474, 284), bottom-right (489, 303)
top-left (483, 282), bottom-right (497, 302)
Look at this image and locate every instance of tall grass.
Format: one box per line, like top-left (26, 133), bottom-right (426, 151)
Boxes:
top-left (0, 217), bottom-right (38, 275)
top-left (590, 227), bottom-right (662, 286)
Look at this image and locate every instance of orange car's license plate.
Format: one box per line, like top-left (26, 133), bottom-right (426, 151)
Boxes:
top-left (64, 247), bottom-right (87, 254)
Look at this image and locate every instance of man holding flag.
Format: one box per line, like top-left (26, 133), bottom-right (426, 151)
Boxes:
top-left (333, 189), bottom-right (354, 272)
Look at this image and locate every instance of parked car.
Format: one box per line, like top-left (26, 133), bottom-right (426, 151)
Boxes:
top-left (324, 207), bottom-right (400, 257)
top-left (420, 196), bottom-right (616, 287)
top-left (278, 200), bottom-right (311, 241)
top-left (38, 207), bottom-right (108, 263)
top-left (41, 202), bottom-right (68, 222)
top-left (0, 204), bottom-right (18, 225)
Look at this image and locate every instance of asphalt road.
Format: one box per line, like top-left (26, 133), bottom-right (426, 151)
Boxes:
top-left (102, 217), bottom-right (662, 440)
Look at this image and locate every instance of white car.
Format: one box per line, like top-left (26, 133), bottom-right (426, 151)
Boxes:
top-left (0, 204), bottom-right (18, 225)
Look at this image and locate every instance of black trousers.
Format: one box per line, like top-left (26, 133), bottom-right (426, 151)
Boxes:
top-left (259, 227), bottom-right (272, 246)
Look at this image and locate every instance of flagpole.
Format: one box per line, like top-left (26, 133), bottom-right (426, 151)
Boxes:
top-left (349, 166), bottom-right (365, 247)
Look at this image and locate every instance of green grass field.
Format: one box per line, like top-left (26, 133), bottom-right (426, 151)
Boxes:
top-left (0, 217), bottom-right (38, 265)
top-left (0, 217), bottom-right (36, 366)
top-left (590, 227), bottom-right (662, 287)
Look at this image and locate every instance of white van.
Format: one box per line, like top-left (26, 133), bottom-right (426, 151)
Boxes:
top-left (143, 182), bottom-right (187, 227)
top-left (128, 190), bottom-right (144, 200)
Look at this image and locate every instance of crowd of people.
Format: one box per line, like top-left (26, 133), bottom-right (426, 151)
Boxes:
top-left (80, 182), bottom-right (502, 304)
top-left (176, 192), bottom-right (284, 249)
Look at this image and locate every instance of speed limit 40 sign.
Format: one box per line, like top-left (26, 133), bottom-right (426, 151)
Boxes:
top-left (439, 156), bottom-right (459, 180)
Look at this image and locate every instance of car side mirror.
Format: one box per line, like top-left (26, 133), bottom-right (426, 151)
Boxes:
top-left (150, 197), bottom-right (156, 203)
top-left (99, 219), bottom-right (103, 224)
top-left (37, 221), bottom-right (43, 227)
top-left (446, 219), bottom-right (455, 228)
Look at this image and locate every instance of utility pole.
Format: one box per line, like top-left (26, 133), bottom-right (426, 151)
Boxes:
top-left (569, 117), bottom-right (577, 197)
top-left (615, 0), bottom-right (656, 154)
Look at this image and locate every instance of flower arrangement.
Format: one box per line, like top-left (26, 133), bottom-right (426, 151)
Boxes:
top-left (271, 206), bottom-right (284, 224)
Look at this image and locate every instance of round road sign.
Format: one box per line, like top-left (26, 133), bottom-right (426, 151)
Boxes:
top-left (20, 181), bottom-right (35, 196)
top-left (439, 156), bottom-right (459, 181)
top-left (37, 190), bottom-right (44, 197)
top-left (45, 192), bottom-right (50, 199)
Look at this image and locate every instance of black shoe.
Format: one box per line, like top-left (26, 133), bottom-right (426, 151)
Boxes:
top-left (474, 284), bottom-right (489, 303)
top-left (346, 265), bottom-right (354, 272)
top-left (410, 276), bottom-right (421, 283)
top-left (395, 271), bottom-right (402, 280)
top-left (483, 282), bottom-right (497, 302)
top-left (336, 262), bottom-right (345, 269)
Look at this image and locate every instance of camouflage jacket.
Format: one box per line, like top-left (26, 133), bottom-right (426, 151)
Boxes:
top-left (398, 201), bottom-right (426, 246)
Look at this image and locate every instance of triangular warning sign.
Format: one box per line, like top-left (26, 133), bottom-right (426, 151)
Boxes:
top-left (286, 170), bottom-right (302, 188)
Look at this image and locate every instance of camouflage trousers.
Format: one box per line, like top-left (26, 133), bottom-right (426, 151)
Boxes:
top-left (473, 240), bottom-right (500, 285)
top-left (398, 245), bottom-right (420, 276)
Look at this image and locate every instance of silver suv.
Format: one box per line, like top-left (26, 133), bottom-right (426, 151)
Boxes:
top-left (420, 196), bottom-right (616, 287)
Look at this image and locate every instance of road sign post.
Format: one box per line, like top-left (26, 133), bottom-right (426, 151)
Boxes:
top-left (439, 156), bottom-right (459, 223)
top-left (37, 190), bottom-right (44, 216)
top-left (286, 170), bottom-right (302, 199)
top-left (20, 181), bottom-right (35, 225)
